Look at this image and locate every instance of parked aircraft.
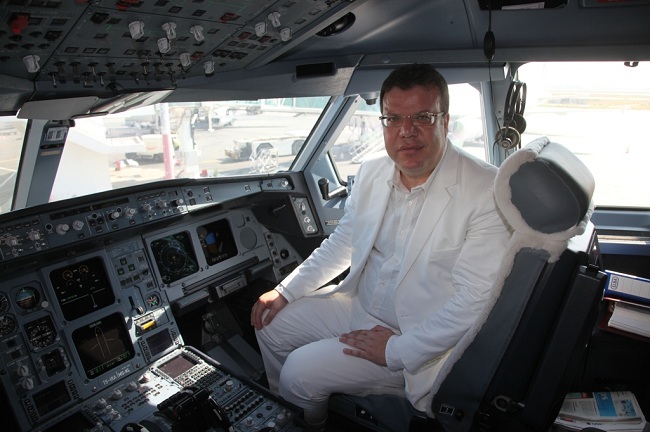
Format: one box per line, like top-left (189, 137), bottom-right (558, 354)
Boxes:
top-left (0, 1), bottom-right (649, 431)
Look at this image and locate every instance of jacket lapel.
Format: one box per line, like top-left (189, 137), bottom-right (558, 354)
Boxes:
top-left (349, 159), bottom-right (393, 278)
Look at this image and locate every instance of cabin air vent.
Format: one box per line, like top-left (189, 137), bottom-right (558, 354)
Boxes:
top-left (295, 62), bottom-right (336, 79)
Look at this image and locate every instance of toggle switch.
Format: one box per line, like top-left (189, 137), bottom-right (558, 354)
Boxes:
top-left (179, 52), bottom-right (191, 67)
top-left (22, 54), bottom-right (40, 73)
top-left (268, 12), bottom-right (281, 28)
top-left (255, 22), bottom-right (267, 37)
top-left (190, 25), bottom-right (204, 42)
top-left (128, 21), bottom-right (145, 39)
top-left (162, 22), bottom-right (177, 39)
top-left (203, 60), bottom-right (215, 76)
top-left (157, 37), bottom-right (171, 54)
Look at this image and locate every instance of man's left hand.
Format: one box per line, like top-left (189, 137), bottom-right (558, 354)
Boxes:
top-left (339, 325), bottom-right (396, 366)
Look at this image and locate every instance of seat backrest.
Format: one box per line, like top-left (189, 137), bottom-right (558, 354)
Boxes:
top-left (428, 137), bottom-right (607, 432)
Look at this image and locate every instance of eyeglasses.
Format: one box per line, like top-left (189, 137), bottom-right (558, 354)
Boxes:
top-left (379, 111), bottom-right (445, 128)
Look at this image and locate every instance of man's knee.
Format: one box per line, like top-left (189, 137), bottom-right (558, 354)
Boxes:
top-left (279, 343), bottom-right (336, 401)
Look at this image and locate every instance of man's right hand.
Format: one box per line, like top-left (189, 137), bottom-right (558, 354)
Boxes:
top-left (250, 289), bottom-right (288, 330)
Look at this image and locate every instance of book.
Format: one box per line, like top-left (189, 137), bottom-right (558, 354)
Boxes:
top-left (608, 301), bottom-right (650, 338)
top-left (598, 300), bottom-right (650, 343)
top-left (605, 271), bottom-right (650, 306)
top-left (554, 391), bottom-right (647, 431)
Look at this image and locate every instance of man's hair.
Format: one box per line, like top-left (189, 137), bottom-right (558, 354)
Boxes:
top-left (379, 64), bottom-right (449, 114)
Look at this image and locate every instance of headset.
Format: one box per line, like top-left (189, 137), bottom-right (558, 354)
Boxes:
top-left (496, 80), bottom-right (527, 150)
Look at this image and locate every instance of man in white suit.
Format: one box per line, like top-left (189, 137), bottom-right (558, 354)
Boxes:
top-left (251, 64), bottom-right (511, 429)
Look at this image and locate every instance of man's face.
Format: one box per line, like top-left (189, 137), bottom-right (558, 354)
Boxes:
top-left (381, 85), bottom-right (449, 188)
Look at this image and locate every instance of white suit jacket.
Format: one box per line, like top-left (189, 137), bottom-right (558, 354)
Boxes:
top-left (277, 142), bottom-right (512, 411)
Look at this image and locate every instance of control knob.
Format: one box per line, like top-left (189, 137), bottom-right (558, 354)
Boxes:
top-left (124, 207), bottom-right (137, 218)
top-left (16, 364), bottom-right (30, 377)
top-left (72, 220), bottom-right (85, 231)
top-left (5, 235), bottom-right (19, 246)
top-left (27, 230), bottom-right (41, 241)
top-left (94, 398), bottom-right (108, 410)
top-left (55, 223), bottom-right (69, 235)
top-left (110, 388), bottom-right (123, 400)
top-left (20, 377), bottom-right (34, 390)
top-left (170, 198), bottom-right (184, 207)
top-left (108, 210), bottom-right (121, 221)
top-left (139, 372), bottom-right (151, 383)
top-left (141, 203), bottom-right (152, 213)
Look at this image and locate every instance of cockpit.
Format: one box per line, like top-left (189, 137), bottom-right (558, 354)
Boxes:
top-left (1, 1), bottom-right (650, 431)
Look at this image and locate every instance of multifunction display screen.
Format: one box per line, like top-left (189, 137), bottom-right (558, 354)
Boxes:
top-left (150, 232), bottom-right (199, 284)
top-left (49, 256), bottom-right (115, 321)
top-left (197, 219), bottom-right (238, 266)
top-left (157, 354), bottom-right (198, 379)
top-left (32, 380), bottom-right (71, 417)
top-left (72, 312), bottom-right (135, 379)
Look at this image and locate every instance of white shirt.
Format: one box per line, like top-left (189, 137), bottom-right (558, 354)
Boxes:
top-left (357, 166), bottom-right (438, 334)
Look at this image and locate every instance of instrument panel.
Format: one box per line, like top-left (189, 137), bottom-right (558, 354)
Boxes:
top-left (0, 176), bottom-right (314, 431)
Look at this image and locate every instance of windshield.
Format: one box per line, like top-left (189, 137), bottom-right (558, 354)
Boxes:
top-left (52, 97), bottom-right (328, 203)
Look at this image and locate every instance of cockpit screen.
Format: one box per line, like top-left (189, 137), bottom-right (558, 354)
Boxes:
top-left (49, 256), bottom-right (115, 321)
top-left (157, 354), bottom-right (198, 379)
top-left (72, 312), bottom-right (135, 379)
top-left (146, 329), bottom-right (173, 357)
top-left (197, 219), bottom-right (238, 266)
top-left (150, 231), bottom-right (199, 284)
top-left (32, 380), bottom-right (71, 417)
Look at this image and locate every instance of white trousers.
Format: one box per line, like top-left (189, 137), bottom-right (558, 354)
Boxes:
top-left (255, 293), bottom-right (405, 427)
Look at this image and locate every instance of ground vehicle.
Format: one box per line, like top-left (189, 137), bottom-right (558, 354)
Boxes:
top-left (124, 134), bottom-right (181, 162)
top-left (225, 137), bottom-right (306, 161)
top-left (192, 106), bottom-right (235, 131)
top-left (0, 1), bottom-right (649, 432)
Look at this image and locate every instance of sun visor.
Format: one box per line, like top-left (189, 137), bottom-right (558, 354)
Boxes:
top-left (18, 96), bottom-right (99, 120)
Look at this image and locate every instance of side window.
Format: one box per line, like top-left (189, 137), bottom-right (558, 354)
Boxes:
top-left (330, 101), bottom-right (383, 182)
top-left (331, 84), bottom-right (486, 182)
top-left (447, 84), bottom-right (487, 161)
top-left (518, 62), bottom-right (650, 208)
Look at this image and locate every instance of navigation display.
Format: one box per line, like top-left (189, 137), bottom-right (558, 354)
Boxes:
top-left (49, 256), bottom-right (115, 321)
top-left (150, 231), bottom-right (199, 284)
top-left (72, 312), bottom-right (135, 379)
top-left (197, 219), bottom-right (238, 266)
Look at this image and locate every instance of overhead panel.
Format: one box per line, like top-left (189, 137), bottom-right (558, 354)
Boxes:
top-left (0, 0), bottom-right (360, 90)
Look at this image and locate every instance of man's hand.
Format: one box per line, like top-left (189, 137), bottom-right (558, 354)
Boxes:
top-left (339, 325), bottom-right (396, 366)
top-left (251, 289), bottom-right (288, 330)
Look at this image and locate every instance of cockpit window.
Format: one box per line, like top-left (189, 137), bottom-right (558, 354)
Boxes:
top-left (518, 62), bottom-right (650, 208)
top-left (51, 97), bottom-right (328, 203)
top-left (0, 117), bottom-right (27, 215)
